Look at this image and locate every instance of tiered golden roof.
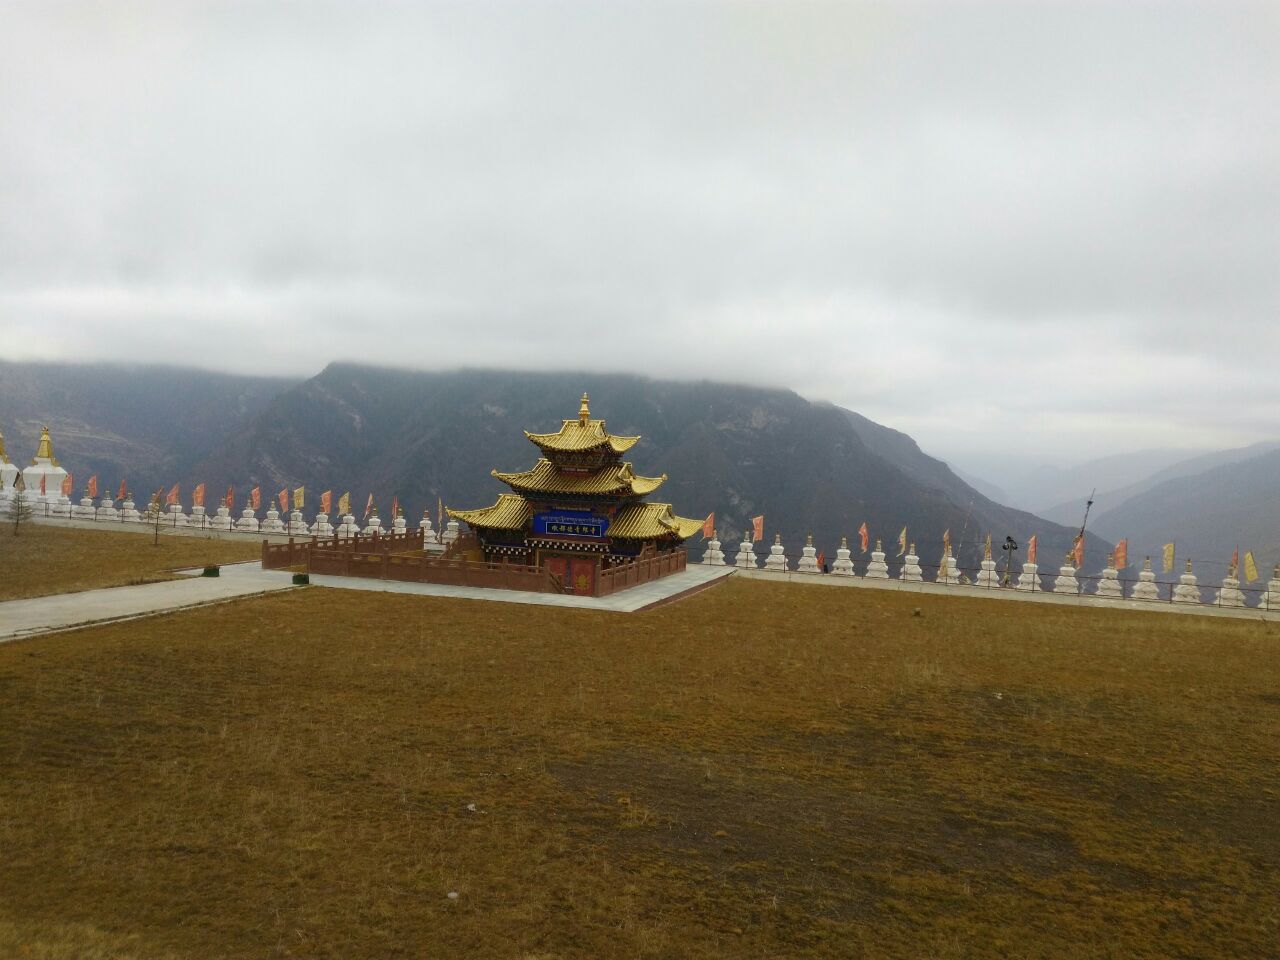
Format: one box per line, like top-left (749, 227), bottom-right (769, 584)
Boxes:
top-left (608, 502), bottom-right (704, 540)
top-left (493, 459), bottom-right (666, 497)
top-left (524, 393), bottom-right (640, 455)
top-left (447, 494), bottom-right (534, 531)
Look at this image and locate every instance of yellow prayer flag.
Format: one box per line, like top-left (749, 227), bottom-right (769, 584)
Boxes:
top-left (1243, 551), bottom-right (1259, 584)
top-left (1161, 542), bottom-right (1175, 573)
top-left (338, 491), bottom-right (350, 516)
top-left (897, 526), bottom-right (908, 557)
top-left (293, 486), bottom-right (304, 510)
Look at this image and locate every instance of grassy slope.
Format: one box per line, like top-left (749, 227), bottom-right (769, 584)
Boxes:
top-left (0, 580), bottom-right (1277, 958)
top-left (0, 525), bottom-right (262, 600)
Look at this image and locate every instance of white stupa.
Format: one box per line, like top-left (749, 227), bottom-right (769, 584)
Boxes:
top-left (899, 542), bottom-right (923, 582)
top-left (209, 502), bottom-right (234, 531)
top-left (235, 503), bottom-right (260, 532)
top-left (21, 427), bottom-right (69, 506)
top-left (701, 530), bottom-right (726, 565)
top-left (391, 508), bottom-right (408, 536)
top-left (286, 509), bottom-right (309, 537)
top-left (260, 504), bottom-right (284, 533)
top-left (1263, 564), bottom-right (1280, 612)
top-left (938, 547), bottom-right (961, 585)
top-left (364, 508), bottom-right (384, 536)
top-left (973, 538), bottom-right (1000, 588)
top-left (96, 496), bottom-right (118, 522)
top-left (441, 518), bottom-right (460, 547)
top-left (832, 536), bottom-right (856, 576)
top-left (72, 487), bottom-right (97, 520)
top-left (0, 428), bottom-right (19, 496)
top-left (165, 501), bottom-right (189, 527)
top-left (1094, 554), bottom-right (1123, 599)
top-left (188, 504), bottom-right (208, 529)
top-left (733, 531), bottom-right (758, 569)
top-left (797, 533), bottom-right (820, 573)
top-left (1131, 556), bottom-right (1160, 600)
top-left (335, 513), bottom-right (361, 538)
top-left (1213, 564), bottom-right (1246, 608)
top-left (1015, 558), bottom-right (1040, 592)
top-left (1052, 553), bottom-right (1080, 595)
top-left (865, 539), bottom-right (889, 579)
top-left (120, 495), bottom-right (142, 524)
top-left (142, 496), bottom-right (165, 526)
top-left (418, 510), bottom-right (436, 542)
top-left (1172, 559), bottom-right (1201, 604)
top-left (310, 512), bottom-right (334, 537)
top-left (764, 533), bottom-right (789, 571)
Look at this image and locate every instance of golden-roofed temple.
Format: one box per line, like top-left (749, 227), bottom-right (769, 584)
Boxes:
top-left (448, 393), bottom-right (702, 594)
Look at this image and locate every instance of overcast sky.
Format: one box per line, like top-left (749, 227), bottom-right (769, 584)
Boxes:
top-left (2, 1), bottom-right (1276, 471)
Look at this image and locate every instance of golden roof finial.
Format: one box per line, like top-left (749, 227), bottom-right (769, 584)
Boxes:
top-left (578, 392), bottom-right (590, 424)
top-left (32, 426), bottom-right (58, 466)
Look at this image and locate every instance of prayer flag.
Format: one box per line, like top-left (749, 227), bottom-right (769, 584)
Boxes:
top-left (250, 486), bottom-right (261, 510)
top-left (1243, 551), bottom-right (1260, 584)
top-left (40, 473), bottom-right (47, 495)
top-left (293, 486), bottom-right (305, 510)
top-left (320, 490), bottom-right (332, 514)
top-left (1027, 534), bottom-right (1037, 564)
top-left (87, 475), bottom-right (98, 498)
top-left (437, 496), bottom-right (443, 529)
top-left (858, 522), bottom-right (869, 553)
top-left (751, 515), bottom-right (764, 542)
top-left (364, 493), bottom-right (374, 519)
top-left (817, 550), bottom-right (826, 569)
top-left (942, 528), bottom-right (951, 551)
top-left (275, 488), bottom-right (286, 513)
top-left (1114, 538), bottom-right (1128, 570)
top-left (1162, 542), bottom-right (1175, 573)
top-left (897, 526), bottom-right (908, 557)
top-left (702, 512), bottom-right (715, 540)
top-left (225, 486), bottom-right (234, 509)
top-left (391, 495), bottom-right (399, 518)
top-left (1072, 534), bottom-right (1084, 569)
top-left (118, 479), bottom-right (127, 500)
top-left (166, 483), bottom-right (179, 506)
top-left (60, 473), bottom-right (71, 497)
top-left (192, 483), bottom-right (205, 507)
top-left (1230, 545), bottom-right (1239, 575)
top-left (983, 532), bottom-right (992, 559)
top-left (338, 491), bottom-right (350, 516)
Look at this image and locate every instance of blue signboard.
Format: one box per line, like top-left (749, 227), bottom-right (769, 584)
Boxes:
top-left (533, 509), bottom-right (609, 538)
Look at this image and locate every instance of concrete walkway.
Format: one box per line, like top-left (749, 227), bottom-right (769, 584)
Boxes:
top-left (0, 562), bottom-right (297, 643)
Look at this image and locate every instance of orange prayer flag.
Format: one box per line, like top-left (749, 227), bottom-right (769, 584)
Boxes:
top-left (250, 486), bottom-right (261, 510)
top-left (87, 475), bottom-right (98, 498)
top-left (117, 478), bottom-right (127, 500)
top-left (1027, 534), bottom-right (1037, 564)
top-left (364, 493), bottom-right (374, 519)
top-left (320, 490), bottom-right (332, 514)
top-left (751, 515), bottom-right (764, 543)
top-left (1114, 538), bottom-right (1128, 570)
top-left (60, 473), bottom-right (71, 497)
top-left (817, 550), bottom-right (826, 569)
top-left (858, 522), bottom-right (869, 553)
top-left (225, 485), bottom-right (234, 509)
top-left (391, 495), bottom-right (399, 518)
top-left (702, 512), bottom-right (715, 540)
top-left (166, 483), bottom-right (180, 506)
top-left (40, 473), bottom-right (47, 495)
top-left (277, 488), bottom-right (288, 513)
top-left (192, 483), bottom-right (205, 507)
top-left (1072, 534), bottom-right (1084, 569)
top-left (1230, 545), bottom-right (1239, 574)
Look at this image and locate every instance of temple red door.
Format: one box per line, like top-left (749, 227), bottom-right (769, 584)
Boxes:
top-left (569, 557), bottom-right (597, 596)
top-left (544, 555), bottom-right (568, 588)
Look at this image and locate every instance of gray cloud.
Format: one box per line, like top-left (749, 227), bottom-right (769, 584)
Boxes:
top-left (1, 1), bottom-right (1276, 468)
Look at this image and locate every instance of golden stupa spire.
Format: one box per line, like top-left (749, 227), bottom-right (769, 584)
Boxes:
top-left (32, 426), bottom-right (58, 466)
top-left (578, 392), bottom-right (591, 424)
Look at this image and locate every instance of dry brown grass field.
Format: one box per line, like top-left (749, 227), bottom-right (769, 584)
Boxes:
top-left (0, 524), bottom-right (261, 600)
top-left (1, 577), bottom-right (1277, 958)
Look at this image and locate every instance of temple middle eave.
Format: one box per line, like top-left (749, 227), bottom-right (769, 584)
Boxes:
top-left (492, 459), bottom-right (666, 498)
top-left (447, 494), bottom-right (533, 533)
top-left (608, 502), bottom-right (705, 540)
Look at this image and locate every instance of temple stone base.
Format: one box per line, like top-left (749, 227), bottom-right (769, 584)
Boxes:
top-left (764, 534), bottom-right (789, 572)
top-left (899, 546), bottom-right (923, 582)
top-left (796, 534), bottom-right (820, 573)
top-left (189, 506), bottom-right (208, 529)
top-left (938, 550), bottom-right (961, 585)
top-left (1263, 566), bottom-right (1280, 611)
top-left (209, 506), bottom-right (234, 531)
top-left (311, 513), bottom-right (334, 537)
top-left (973, 558), bottom-right (1000, 588)
top-left (1214, 575), bottom-right (1245, 608)
top-left (418, 514), bottom-right (436, 543)
top-left (865, 540), bottom-right (889, 579)
top-left (335, 514), bottom-right (360, 538)
top-left (1132, 558), bottom-right (1161, 600)
top-left (120, 499), bottom-right (141, 523)
top-left (72, 496), bottom-right (96, 520)
top-left (260, 508), bottom-right (285, 534)
top-left (1095, 561), bottom-right (1123, 599)
top-left (1015, 561), bottom-right (1039, 592)
top-left (96, 497), bottom-right (119, 522)
top-left (286, 511), bottom-right (309, 536)
top-left (166, 505), bottom-right (188, 527)
top-left (363, 513), bottom-right (384, 536)
top-left (1172, 563), bottom-right (1201, 604)
top-left (701, 535), bottom-right (726, 565)
top-left (734, 535), bottom-right (758, 570)
top-left (442, 520), bottom-right (460, 546)
top-left (236, 508), bottom-right (260, 532)
top-left (1053, 561), bottom-right (1079, 595)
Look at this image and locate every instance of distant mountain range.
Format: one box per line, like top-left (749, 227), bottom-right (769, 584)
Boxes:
top-left (1, 360), bottom-right (1104, 571)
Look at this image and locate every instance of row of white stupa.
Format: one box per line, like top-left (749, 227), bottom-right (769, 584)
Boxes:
top-left (701, 531), bottom-right (1280, 609)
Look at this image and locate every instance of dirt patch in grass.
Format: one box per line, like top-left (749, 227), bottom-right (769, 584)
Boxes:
top-left (0, 579), bottom-right (1277, 958)
top-left (0, 524), bottom-right (261, 600)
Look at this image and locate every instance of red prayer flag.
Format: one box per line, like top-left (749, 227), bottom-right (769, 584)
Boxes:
top-left (702, 512), bottom-right (715, 540)
top-left (39, 473), bottom-right (47, 495)
top-left (817, 550), bottom-right (826, 569)
top-left (858, 522), bottom-right (869, 553)
top-left (751, 515), bottom-right (764, 543)
top-left (225, 486), bottom-right (234, 509)
top-left (117, 478), bottom-right (127, 500)
top-left (364, 493), bottom-right (375, 519)
top-left (391, 495), bottom-right (400, 519)
top-left (166, 483), bottom-right (180, 506)
top-left (1231, 545), bottom-right (1240, 574)
top-left (192, 483), bottom-right (205, 507)
top-left (59, 473), bottom-right (71, 496)
top-left (320, 490), bottom-right (332, 514)
top-left (250, 486), bottom-right (261, 510)
top-left (277, 488), bottom-right (288, 513)
top-left (1027, 534), bottom-right (1038, 565)
top-left (87, 475), bottom-right (98, 498)
top-left (1114, 538), bottom-right (1128, 570)
top-left (1072, 534), bottom-right (1085, 569)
